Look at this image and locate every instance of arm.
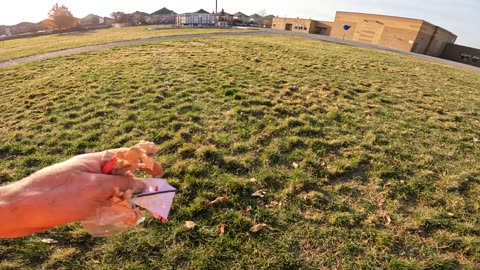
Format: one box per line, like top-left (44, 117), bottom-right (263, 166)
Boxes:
top-left (0, 150), bottom-right (148, 238)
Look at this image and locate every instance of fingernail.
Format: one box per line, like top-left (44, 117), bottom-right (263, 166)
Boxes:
top-left (133, 180), bottom-right (146, 194)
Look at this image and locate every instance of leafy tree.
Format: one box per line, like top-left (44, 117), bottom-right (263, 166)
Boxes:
top-left (43, 3), bottom-right (77, 30)
top-left (132, 12), bottom-right (147, 25)
top-left (111, 12), bottom-right (132, 24)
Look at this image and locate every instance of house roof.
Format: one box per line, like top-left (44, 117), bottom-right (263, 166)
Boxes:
top-left (249, 14), bottom-right (263, 19)
top-left (215, 9), bottom-right (232, 16)
top-left (151, 7), bottom-right (176, 15)
top-left (82, 14), bottom-right (101, 20)
top-left (195, 9), bottom-right (211, 14)
top-left (233, 12), bottom-right (247, 17)
top-left (131, 11), bottom-right (149, 16)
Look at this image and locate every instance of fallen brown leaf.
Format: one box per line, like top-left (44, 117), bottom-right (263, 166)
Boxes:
top-left (293, 162), bottom-right (299, 169)
top-left (208, 195), bottom-right (229, 206)
top-left (219, 224), bottom-right (225, 235)
top-left (241, 206), bottom-right (253, 217)
top-left (41, 238), bottom-right (58, 244)
top-left (185, 221), bottom-right (197, 229)
top-left (381, 212), bottom-right (392, 225)
top-left (252, 189), bottom-right (268, 198)
top-left (266, 201), bottom-right (279, 208)
top-left (250, 223), bottom-right (268, 232)
top-left (377, 197), bottom-right (385, 209)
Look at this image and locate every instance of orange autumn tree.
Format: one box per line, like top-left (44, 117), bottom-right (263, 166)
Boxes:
top-left (43, 3), bottom-right (78, 30)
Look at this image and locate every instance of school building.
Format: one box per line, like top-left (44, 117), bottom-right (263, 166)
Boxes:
top-left (272, 11), bottom-right (478, 67)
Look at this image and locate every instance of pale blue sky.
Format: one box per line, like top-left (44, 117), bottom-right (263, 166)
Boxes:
top-left (1, 0), bottom-right (478, 48)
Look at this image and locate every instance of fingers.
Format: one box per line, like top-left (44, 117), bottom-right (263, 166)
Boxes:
top-left (73, 148), bottom-right (129, 164)
top-left (92, 174), bottom-right (146, 195)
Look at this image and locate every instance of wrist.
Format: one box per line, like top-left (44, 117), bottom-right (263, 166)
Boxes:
top-left (0, 179), bottom-right (50, 238)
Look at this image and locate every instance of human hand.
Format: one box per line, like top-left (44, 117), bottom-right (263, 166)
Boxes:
top-left (0, 149), bottom-right (157, 238)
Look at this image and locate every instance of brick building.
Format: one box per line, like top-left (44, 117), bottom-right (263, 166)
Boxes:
top-left (272, 11), bottom-right (459, 58)
top-left (272, 17), bottom-right (334, 35)
top-left (330, 12), bottom-right (456, 56)
top-left (441, 44), bottom-right (480, 68)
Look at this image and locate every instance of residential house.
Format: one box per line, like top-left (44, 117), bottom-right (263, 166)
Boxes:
top-left (147, 7), bottom-right (177, 25)
top-left (233, 12), bottom-right (249, 25)
top-left (215, 9), bottom-right (234, 27)
top-left (0, 25), bottom-right (7, 36)
top-left (248, 14), bottom-right (263, 26)
top-left (130, 11), bottom-right (149, 25)
top-left (80, 14), bottom-right (102, 26)
top-left (9, 22), bottom-right (47, 35)
top-left (176, 9), bottom-right (215, 27)
top-left (262, 15), bottom-right (275, 28)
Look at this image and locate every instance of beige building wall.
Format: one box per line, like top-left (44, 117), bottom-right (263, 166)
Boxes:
top-left (330, 12), bottom-right (423, 52)
top-left (414, 21), bottom-right (457, 56)
top-left (272, 17), bottom-right (316, 34)
top-left (315, 21), bottom-right (333, 35)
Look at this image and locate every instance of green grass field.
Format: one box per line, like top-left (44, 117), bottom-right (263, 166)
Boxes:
top-left (0, 35), bottom-right (479, 269)
top-left (0, 26), bottom-right (255, 62)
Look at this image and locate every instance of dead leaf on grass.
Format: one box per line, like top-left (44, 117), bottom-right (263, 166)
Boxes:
top-left (377, 197), bottom-right (385, 209)
top-left (241, 206), bottom-right (253, 217)
top-left (249, 178), bottom-right (257, 183)
top-left (208, 195), bottom-right (229, 205)
top-left (185, 221), bottom-right (197, 229)
top-left (293, 162), bottom-right (299, 169)
top-left (219, 224), bottom-right (225, 235)
top-left (41, 238), bottom-right (58, 244)
top-left (252, 189), bottom-right (268, 198)
top-left (381, 212), bottom-right (392, 225)
top-left (266, 201), bottom-right (279, 208)
top-left (250, 223), bottom-right (268, 232)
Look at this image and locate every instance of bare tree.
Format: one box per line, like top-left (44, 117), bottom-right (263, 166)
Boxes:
top-left (258, 9), bottom-right (267, 17)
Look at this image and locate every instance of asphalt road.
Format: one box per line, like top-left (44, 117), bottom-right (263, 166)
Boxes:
top-left (0, 28), bottom-right (478, 72)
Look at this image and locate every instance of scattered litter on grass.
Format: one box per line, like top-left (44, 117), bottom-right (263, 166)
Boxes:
top-left (252, 189), bottom-right (268, 198)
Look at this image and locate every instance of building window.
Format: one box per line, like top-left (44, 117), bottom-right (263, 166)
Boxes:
top-left (473, 56), bottom-right (479, 63)
top-left (460, 53), bottom-right (472, 61)
top-left (273, 23), bottom-right (276, 27)
top-left (294, 25), bottom-right (298, 29)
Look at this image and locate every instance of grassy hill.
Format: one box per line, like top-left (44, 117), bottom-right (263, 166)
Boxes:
top-left (0, 35), bottom-right (479, 269)
top-left (0, 27), bottom-right (255, 62)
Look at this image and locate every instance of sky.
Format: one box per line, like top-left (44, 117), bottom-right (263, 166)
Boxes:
top-left (0, 0), bottom-right (478, 48)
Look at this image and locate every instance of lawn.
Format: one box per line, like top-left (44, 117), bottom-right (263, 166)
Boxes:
top-left (0, 26), bottom-right (256, 62)
top-left (0, 35), bottom-right (479, 269)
